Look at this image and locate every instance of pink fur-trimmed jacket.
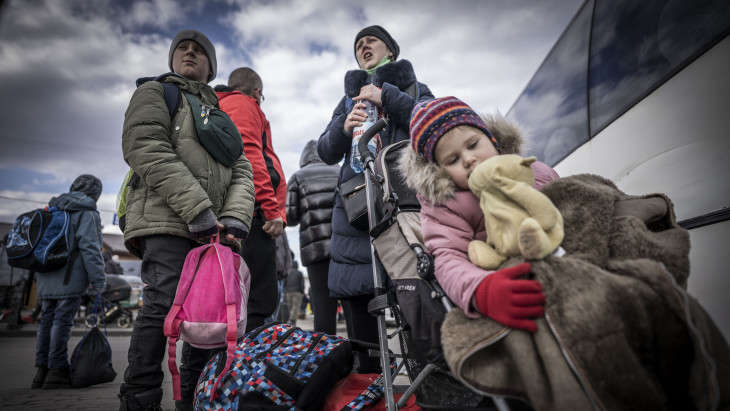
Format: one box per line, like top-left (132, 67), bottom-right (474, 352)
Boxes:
top-left (399, 114), bottom-right (559, 317)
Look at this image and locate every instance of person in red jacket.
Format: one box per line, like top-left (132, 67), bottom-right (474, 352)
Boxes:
top-left (215, 67), bottom-right (287, 331)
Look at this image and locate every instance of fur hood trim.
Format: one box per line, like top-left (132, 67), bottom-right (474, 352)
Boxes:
top-left (345, 60), bottom-right (416, 97)
top-left (399, 112), bottom-right (525, 205)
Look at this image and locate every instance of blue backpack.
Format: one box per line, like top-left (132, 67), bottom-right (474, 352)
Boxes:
top-left (194, 323), bottom-right (395, 411)
top-left (6, 206), bottom-right (77, 283)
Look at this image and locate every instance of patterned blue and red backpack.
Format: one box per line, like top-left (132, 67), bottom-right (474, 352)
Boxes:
top-left (194, 323), bottom-right (394, 410)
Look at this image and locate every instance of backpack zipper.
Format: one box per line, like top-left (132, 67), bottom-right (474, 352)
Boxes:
top-left (255, 326), bottom-right (299, 360)
top-left (290, 333), bottom-right (325, 376)
top-left (213, 326), bottom-right (300, 374)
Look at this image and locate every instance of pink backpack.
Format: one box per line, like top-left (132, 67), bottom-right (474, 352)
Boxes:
top-left (163, 234), bottom-right (250, 401)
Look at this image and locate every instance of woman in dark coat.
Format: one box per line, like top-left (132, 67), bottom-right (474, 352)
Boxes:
top-left (317, 25), bottom-right (433, 372)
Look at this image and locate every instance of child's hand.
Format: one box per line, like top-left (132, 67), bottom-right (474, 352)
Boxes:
top-left (474, 262), bottom-right (545, 332)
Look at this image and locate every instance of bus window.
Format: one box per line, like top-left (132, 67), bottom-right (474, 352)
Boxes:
top-left (589, 0), bottom-right (730, 134)
top-left (507, 0), bottom-right (593, 166)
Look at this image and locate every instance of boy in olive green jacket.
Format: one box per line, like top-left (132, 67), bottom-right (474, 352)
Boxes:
top-left (118, 29), bottom-right (255, 411)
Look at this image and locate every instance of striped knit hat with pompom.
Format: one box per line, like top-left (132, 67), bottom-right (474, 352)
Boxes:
top-left (410, 96), bottom-right (499, 163)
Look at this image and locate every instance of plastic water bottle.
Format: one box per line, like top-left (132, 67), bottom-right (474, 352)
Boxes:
top-left (350, 100), bottom-right (379, 173)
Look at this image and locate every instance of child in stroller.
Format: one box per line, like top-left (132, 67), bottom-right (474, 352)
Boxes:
top-left (401, 96), bottom-right (558, 331)
top-left (355, 98), bottom-right (558, 410)
top-left (82, 274), bottom-right (134, 328)
top-left (399, 97), bottom-right (730, 410)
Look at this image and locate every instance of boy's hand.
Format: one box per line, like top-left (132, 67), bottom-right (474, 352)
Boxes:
top-left (219, 217), bottom-right (249, 242)
top-left (474, 262), bottom-right (545, 332)
top-left (188, 208), bottom-right (218, 239)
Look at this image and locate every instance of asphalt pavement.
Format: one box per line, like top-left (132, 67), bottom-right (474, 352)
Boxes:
top-left (0, 308), bottom-right (406, 411)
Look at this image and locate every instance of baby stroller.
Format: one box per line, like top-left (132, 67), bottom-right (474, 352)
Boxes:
top-left (82, 274), bottom-right (134, 328)
top-left (355, 121), bottom-right (528, 410)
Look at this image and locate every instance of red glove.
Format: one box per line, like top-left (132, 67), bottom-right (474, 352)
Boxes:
top-left (474, 262), bottom-right (545, 332)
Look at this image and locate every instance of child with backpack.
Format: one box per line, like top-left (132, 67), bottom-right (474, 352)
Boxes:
top-left (117, 29), bottom-right (255, 411)
top-left (400, 97), bottom-right (559, 333)
top-left (27, 174), bottom-right (107, 389)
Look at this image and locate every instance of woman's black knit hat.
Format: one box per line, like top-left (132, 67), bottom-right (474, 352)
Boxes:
top-left (354, 25), bottom-right (400, 60)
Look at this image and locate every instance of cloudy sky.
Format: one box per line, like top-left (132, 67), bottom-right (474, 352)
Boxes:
top-left (0, 0), bottom-right (584, 257)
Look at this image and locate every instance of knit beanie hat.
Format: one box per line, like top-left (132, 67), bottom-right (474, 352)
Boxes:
top-left (70, 174), bottom-right (102, 202)
top-left (168, 29), bottom-right (217, 83)
top-left (410, 96), bottom-right (499, 163)
top-left (354, 25), bottom-right (400, 60)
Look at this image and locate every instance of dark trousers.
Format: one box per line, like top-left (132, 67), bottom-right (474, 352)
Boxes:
top-left (121, 235), bottom-right (215, 403)
top-left (306, 259), bottom-right (339, 335)
top-left (342, 295), bottom-right (380, 373)
top-left (240, 216), bottom-right (278, 332)
top-left (35, 297), bottom-right (81, 371)
top-left (179, 344), bottom-right (224, 403)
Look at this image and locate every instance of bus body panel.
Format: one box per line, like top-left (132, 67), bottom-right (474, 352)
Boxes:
top-left (554, 37), bottom-right (730, 222)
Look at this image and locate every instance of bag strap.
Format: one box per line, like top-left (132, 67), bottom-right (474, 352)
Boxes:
top-left (160, 82), bottom-right (181, 120)
top-left (62, 248), bottom-right (79, 285)
top-left (59, 209), bottom-right (77, 285)
top-left (167, 317), bottom-right (183, 401)
top-left (163, 240), bottom-right (206, 401)
top-left (121, 81), bottom-right (180, 207)
top-left (209, 234), bottom-right (239, 400)
top-left (403, 81), bottom-right (420, 101)
top-left (163, 243), bottom-right (197, 401)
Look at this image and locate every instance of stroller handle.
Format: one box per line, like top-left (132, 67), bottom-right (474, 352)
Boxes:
top-left (358, 117), bottom-right (389, 167)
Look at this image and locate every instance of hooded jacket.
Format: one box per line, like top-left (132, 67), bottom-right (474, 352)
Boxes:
top-left (399, 114), bottom-right (559, 316)
top-left (275, 233), bottom-right (293, 281)
top-left (283, 261), bottom-right (305, 295)
top-left (35, 192), bottom-right (107, 299)
top-left (317, 59), bottom-right (434, 298)
top-left (122, 74), bottom-right (255, 256)
top-left (216, 87), bottom-right (287, 223)
top-left (285, 141), bottom-right (340, 266)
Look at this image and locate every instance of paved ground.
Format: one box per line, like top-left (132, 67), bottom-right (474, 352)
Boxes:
top-left (0, 309), bottom-right (408, 410)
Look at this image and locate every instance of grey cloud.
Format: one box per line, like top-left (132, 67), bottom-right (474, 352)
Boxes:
top-left (0, 0), bottom-right (584, 228)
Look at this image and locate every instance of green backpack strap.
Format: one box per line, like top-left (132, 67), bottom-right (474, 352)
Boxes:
top-left (117, 80), bottom-right (181, 230)
top-left (160, 83), bottom-right (181, 119)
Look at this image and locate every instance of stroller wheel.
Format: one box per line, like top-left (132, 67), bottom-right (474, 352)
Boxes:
top-left (117, 313), bottom-right (132, 328)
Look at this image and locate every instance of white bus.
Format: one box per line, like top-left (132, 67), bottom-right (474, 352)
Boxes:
top-left (507, 0), bottom-right (730, 340)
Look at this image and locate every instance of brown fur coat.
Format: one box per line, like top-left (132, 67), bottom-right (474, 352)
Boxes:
top-left (441, 173), bottom-right (730, 410)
